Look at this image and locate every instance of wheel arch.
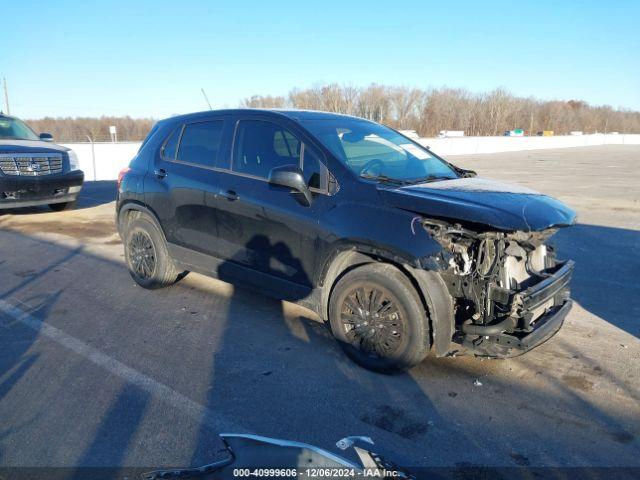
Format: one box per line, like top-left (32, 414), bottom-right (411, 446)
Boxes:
top-left (319, 244), bottom-right (454, 357)
top-left (117, 201), bottom-right (166, 241)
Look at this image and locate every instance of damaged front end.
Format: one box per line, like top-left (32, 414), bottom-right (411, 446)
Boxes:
top-left (422, 219), bottom-right (574, 357)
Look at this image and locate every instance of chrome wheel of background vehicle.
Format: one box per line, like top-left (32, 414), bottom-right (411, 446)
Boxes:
top-left (340, 284), bottom-right (405, 358)
top-left (128, 231), bottom-right (157, 279)
top-left (329, 263), bottom-right (431, 374)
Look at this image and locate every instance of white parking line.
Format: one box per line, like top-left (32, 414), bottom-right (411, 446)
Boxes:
top-left (0, 298), bottom-right (248, 435)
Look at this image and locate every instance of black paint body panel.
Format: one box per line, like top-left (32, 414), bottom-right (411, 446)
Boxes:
top-left (116, 109), bottom-right (576, 323)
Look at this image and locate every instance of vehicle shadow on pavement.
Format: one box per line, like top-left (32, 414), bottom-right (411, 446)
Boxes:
top-left (0, 180), bottom-right (116, 216)
top-left (70, 384), bottom-right (150, 479)
top-left (0, 235), bottom-right (161, 471)
top-left (0, 289), bottom-right (65, 463)
top-left (164, 225), bottom-right (640, 469)
top-left (0, 228), bottom-right (638, 471)
top-left (553, 223), bottom-right (640, 338)
top-left (0, 244), bottom-right (81, 420)
top-left (187, 234), bottom-right (448, 468)
top-left (1, 245), bottom-right (80, 406)
top-left (75, 181), bottom-right (117, 209)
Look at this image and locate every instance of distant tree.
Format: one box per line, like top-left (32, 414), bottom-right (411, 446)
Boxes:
top-left (240, 95), bottom-right (286, 108)
top-left (24, 86), bottom-right (640, 143)
top-left (24, 116), bottom-right (156, 142)
top-left (241, 84), bottom-right (640, 136)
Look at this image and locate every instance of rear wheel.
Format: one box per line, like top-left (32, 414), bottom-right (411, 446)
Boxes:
top-left (328, 263), bottom-right (431, 374)
top-left (49, 201), bottom-right (75, 211)
top-left (123, 217), bottom-right (181, 289)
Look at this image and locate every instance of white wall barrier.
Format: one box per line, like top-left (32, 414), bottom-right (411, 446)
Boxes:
top-left (60, 142), bottom-right (141, 182)
top-left (417, 133), bottom-right (640, 156)
top-left (63, 134), bottom-right (640, 181)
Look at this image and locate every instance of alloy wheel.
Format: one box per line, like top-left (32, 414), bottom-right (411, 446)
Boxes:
top-left (340, 284), bottom-right (405, 358)
top-left (128, 231), bottom-right (157, 279)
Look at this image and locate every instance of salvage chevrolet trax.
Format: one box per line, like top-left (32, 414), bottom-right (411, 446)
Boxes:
top-left (116, 109), bottom-right (576, 373)
top-left (0, 114), bottom-right (84, 210)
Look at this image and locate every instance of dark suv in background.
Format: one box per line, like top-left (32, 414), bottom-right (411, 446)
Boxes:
top-left (117, 109), bottom-right (575, 373)
top-left (0, 113), bottom-right (84, 210)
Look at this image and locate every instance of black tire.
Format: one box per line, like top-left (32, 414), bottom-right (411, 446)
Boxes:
top-left (123, 217), bottom-right (181, 289)
top-left (49, 201), bottom-right (76, 211)
top-left (329, 263), bottom-right (431, 374)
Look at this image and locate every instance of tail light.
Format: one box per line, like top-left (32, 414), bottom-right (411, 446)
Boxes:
top-left (117, 167), bottom-right (131, 190)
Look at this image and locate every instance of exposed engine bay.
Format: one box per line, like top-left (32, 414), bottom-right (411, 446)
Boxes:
top-left (422, 218), bottom-right (574, 357)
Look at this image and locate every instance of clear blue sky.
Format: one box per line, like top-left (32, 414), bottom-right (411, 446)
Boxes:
top-left (2, 0), bottom-right (639, 118)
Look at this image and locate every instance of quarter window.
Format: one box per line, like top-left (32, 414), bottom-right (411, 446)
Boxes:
top-left (302, 144), bottom-right (328, 192)
top-left (161, 126), bottom-right (181, 160)
top-left (176, 121), bottom-right (224, 167)
top-left (233, 120), bottom-right (301, 178)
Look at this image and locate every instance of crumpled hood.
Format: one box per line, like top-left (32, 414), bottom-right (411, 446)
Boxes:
top-left (0, 139), bottom-right (69, 154)
top-left (379, 177), bottom-right (576, 231)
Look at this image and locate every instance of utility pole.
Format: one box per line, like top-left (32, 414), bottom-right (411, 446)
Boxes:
top-left (3, 78), bottom-right (9, 115)
top-left (85, 135), bottom-right (97, 181)
top-left (529, 111), bottom-right (534, 136)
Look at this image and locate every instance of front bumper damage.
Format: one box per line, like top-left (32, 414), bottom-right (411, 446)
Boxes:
top-left (0, 170), bottom-right (84, 208)
top-left (460, 260), bottom-right (574, 357)
top-left (421, 218), bottom-right (575, 358)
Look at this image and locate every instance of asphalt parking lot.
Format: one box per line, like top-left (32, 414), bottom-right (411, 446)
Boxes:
top-left (0, 145), bottom-right (638, 473)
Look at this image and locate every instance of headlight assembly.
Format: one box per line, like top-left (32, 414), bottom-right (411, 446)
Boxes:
top-left (67, 149), bottom-right (80, 171)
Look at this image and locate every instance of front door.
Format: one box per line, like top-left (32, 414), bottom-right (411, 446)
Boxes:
top-left (214, 117), bottom-right (331, 297)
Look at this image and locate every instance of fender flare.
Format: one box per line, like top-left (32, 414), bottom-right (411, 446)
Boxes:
top-left (318, 244), bottom-right (455, 357)
top-left (408, 267), bottom-right (455, 357)
top-left (117, 202), bottom-right (165, 239)
top-left (317, 241), bottom-right (422, 318)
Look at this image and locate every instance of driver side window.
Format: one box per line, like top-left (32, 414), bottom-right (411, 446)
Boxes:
top-left (231, 118), bottom-right (335, 194)
top-left (233, 120), bottom-right (300, 178)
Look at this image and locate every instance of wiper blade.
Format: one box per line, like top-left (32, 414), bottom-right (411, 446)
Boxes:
top-left (360, 174), bottom-right (409, 185)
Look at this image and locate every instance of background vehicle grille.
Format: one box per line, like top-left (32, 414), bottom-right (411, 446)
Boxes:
top-left (0, 154), bottom-right (64, 176)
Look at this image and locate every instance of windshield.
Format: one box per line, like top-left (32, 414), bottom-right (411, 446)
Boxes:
top-left (0, 116), bottom-right (39, 141)
top-left (302, 118), bottom-right (458, 183)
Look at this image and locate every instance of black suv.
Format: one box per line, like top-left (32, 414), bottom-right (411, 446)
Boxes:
top-left (0, 113), bottom-right (84, 210)
top-left (116, 109), bottom-right (575, 373)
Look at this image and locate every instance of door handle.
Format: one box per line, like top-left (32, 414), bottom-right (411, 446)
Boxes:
top-left (154, 168), bottom-right (167, 179)
top-left (220, 190), bottom-right (239, 201)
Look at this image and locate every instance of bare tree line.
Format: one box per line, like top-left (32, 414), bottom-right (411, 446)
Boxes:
top-left (242, 85), bottom-right (640, 136)
top-left (24, 116), bottom-right (156, 142)
top-left (23, 86), bottom-right (639, 142)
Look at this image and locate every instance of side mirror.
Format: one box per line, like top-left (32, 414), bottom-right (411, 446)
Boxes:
top-left (268, 164), bottom-right (313, 206)
top-left (39, 132), bottom-right (54, 142)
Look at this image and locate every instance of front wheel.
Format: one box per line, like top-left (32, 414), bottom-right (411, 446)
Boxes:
top-left (123, 217), bottom-right (182, 289)
top-left (328, 263), bottom-right (431, 374)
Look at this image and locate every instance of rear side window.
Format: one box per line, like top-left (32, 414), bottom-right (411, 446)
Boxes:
top-left (176, 121), bottom-right (224, 167)
top-left (233, 120), bottom-right (300, 178)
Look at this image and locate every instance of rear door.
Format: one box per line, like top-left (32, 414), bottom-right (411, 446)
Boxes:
top-left (148, 117), bottom-right (227, 256)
